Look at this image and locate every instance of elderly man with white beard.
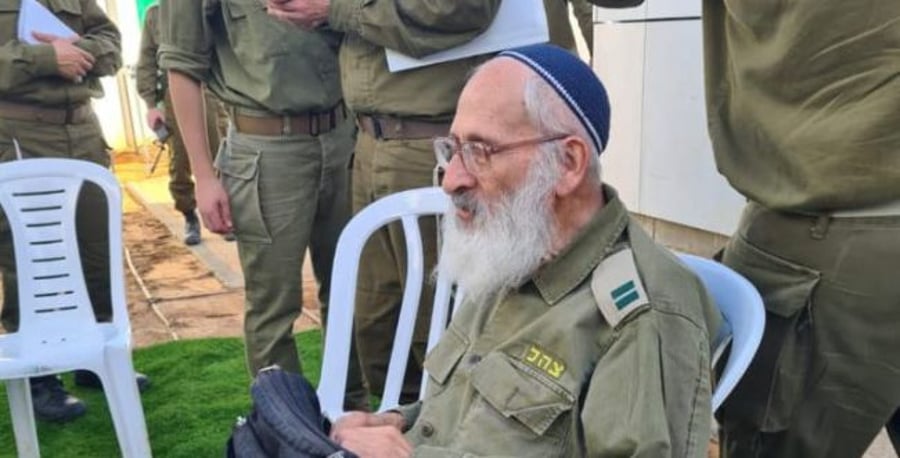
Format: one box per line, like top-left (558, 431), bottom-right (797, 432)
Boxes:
top-left (311, 44), bottom-right (724, 458)
top-left (230, 44), bottom-right (722, 458)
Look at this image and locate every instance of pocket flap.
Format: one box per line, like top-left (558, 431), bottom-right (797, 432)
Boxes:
top-left (471, 353), bottom-right (574, 436)
top-left (224, 0), bottom-right (256, 18)
top-left (723, 235), bottom-right (820, 317)
top-left (423, 326), bottom-right (467, 386)
top-left (217, 147), bottom-right (260, 181)
top-left (0, 2), bottom-right (19, 12)
top-left (48, 0), bottom-right (81, 15)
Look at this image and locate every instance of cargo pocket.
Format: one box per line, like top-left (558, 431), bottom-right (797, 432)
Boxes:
top-left (217, 142), bottom-right (271, 243)
top-left (453, 352), bottom-right (573, 454)
top-left (721, 234), bottom-right (821, 431)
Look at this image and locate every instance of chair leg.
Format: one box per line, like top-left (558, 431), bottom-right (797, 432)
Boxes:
top-left (101, 349), bottom-right (151, 458)
top-left (7, 378), bottom-right (40, 458)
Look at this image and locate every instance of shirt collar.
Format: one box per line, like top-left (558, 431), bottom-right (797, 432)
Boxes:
top-left (532, 185), bottom-right (630, 305)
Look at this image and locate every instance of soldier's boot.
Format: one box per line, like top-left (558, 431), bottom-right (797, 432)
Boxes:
top-left (184, 210), bottom-right (201, 246)
top-left (31, 375), bottom-right (86, 423)
top-left (73, 369), bottom-right (152, 393)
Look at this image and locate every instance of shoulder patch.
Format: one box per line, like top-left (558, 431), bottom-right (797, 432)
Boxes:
top-left (591, 248), bottom-right (649, 327)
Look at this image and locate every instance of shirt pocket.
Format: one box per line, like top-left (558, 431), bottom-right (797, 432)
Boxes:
top-left (461, 353), bottom-right (575, 450)
top-left (423, 326), bottom-right (468, 391)
top-left (222, 0), bottom-right (290, 59)
top-left (47, 0), bottom-right (83, 32)
top-left (0, 2), bottom-right (18, 43)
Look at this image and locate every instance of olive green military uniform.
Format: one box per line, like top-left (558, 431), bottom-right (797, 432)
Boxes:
top-left (136, 4), bottom-right (224, 216)
top-left (327, 0), bottom-right (502, 403)
top-left (701, 1), bottom-right (900, 456)
top-left (0, 0), bottom-right (121, 330)
top-left (158, 0), bottom-right (366, 407)
top-left (545, 0), bottom-right (594, 55)
top-left (392, 186), bottom-right (721, 456)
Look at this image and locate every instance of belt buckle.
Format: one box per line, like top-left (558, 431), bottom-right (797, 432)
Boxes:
top-left (371, 117), bottom-right (384, 140)
top-left (309, 114), bottom-right (321, 137)
top-left (281, 115), bottom-right (291, 136)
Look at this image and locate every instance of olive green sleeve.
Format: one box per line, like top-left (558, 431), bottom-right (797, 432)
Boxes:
top-left (328, 0), bottom-right (502, 58)
top-left (75, 0), bottom-right (122, 77)
top-left (390, 401), bottom-right (422, 432)
top-left (581, 315), bottom-right (674, 457)
top-left (158, 0), bottom-right (214, 82)
top-left (136, 6), bottom-right (160, 108)
top-left (571, 0), bottom-right (594, 53)
top-left (0, 42), bottom-right (58, 91)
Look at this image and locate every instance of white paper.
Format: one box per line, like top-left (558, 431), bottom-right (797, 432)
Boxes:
top-left (17, 0), bottom-right (77, 45)
top-left (385, 0), bottom-right (549, 73)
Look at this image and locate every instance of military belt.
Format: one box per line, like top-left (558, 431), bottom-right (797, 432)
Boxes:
top-left (0, 101), bottom-right (93, 125)
top-left (829, 199), bottom-right (900, 218)
top-left (356, 114), bottom-right (450, 140)
top-left (230, 103), bottom-right (346, 137)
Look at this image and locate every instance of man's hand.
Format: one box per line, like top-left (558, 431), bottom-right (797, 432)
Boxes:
top-left (32, 31), bottom-right (94, 82)
top-left (146, 108), bottom-right (165, 130)
top-left (331, 412), bottom-right (406, 440)
top-left (330, 412), bottom-right (410, 458)
top-left (333, 425), bottom-right (413, 458)
top-left (195, 177), bottom-right (233, 234)
top-left (266, 0), bottom-right (330, 29)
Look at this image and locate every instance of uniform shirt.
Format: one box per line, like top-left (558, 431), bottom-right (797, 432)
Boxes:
top-left (703, 0), bottom-right (900, 212)
top-left (397, 186), bottom-right (721, 457)
top-left (0, 0), bottom-right (121, 107)
top-left (157, 0), bottom-right (343, 115)
top-left (136, 3), bottom-right (163, 109)
top-left (328, 0), bottom-right (501, 120)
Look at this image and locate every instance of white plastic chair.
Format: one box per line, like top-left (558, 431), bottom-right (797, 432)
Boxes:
top-left (677, 253), bottom-right (765, 411)
top-left (318, 187), bottom-right (457, 420)
top-left (0, 158), bottom-right (151, 457)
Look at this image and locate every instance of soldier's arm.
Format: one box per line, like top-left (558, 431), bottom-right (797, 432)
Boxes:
top-left (329, 0), bottom-right (502, 58)
top-left (75, 0), bottom-right (122, 77)
top-left (0, 41), bottom-right (58, 91)
top-left (136, 8), bottom-right (160, 108)
top-left (580, 315), bottom-right (675, 457)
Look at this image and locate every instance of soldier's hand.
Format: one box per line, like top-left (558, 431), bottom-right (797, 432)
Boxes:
top-left (266, 0), bottom-right (330, 29)
top-left (332, 425), bottom-right (412, 458)
top-left (32, 32), bottom-right (95, 82)
top-left (331, 412), bottom-right (405, 441)
top-left (196, 177), bottom-right (233, 234)
top-left (146, 108), bottom-right (166, 130)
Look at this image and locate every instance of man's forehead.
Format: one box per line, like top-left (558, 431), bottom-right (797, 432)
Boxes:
top-left (454, 59), bottom-right (533, 137)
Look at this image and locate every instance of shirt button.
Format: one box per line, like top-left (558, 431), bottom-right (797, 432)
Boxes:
top-left (468, 354), bottom-right (482, 365)
top-left (421, 422), bottom-right (435, 438)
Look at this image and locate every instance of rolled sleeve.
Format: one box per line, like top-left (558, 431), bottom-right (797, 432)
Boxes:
top-left (157, 0), bottom-right (214, 82)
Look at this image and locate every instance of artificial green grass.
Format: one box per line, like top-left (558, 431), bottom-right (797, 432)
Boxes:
top-left (0, 330), bottom-right (323, 458)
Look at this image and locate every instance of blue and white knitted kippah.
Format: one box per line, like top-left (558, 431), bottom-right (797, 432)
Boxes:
top-left (498, 44), bottom-right (611, 154)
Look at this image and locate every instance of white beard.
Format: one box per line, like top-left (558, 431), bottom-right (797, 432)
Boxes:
top-left (437, 155), bottom-right (560, 306)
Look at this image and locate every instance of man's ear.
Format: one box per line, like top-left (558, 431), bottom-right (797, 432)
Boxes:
top-left (554, 136), bottom-right (591, 197)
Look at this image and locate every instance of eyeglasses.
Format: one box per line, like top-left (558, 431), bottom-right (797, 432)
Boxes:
top-left (433, 133), bottom-right (568, 175)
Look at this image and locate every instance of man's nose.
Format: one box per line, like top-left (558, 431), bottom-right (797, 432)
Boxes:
top-left (441, 154), bottom-right (475, 195)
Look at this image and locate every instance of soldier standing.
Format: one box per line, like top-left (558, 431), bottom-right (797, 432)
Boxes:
top-left (0, 0), bottom-right (148, 422)
top-left (136, 3), bottom-right (230, 246)
top-left (158, 0), bottom-right (367, 409)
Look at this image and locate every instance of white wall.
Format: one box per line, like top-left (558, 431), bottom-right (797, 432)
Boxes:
top-left (591, 2), bottom-right (744, 236)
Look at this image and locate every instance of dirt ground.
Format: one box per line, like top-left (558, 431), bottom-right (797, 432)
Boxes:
top-left (117, 149), bottom-right (321, 348)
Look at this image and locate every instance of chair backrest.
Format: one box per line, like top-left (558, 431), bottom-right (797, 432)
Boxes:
top-left (676, 253), bottom-right (765, 411)
top-left (318, 187), bottom-right (457, 419)
top-left (0, 158), bottom-right (127, 350)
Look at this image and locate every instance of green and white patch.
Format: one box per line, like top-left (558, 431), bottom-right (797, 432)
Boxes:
top-left (591, 248), bottom-right (649, 327)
